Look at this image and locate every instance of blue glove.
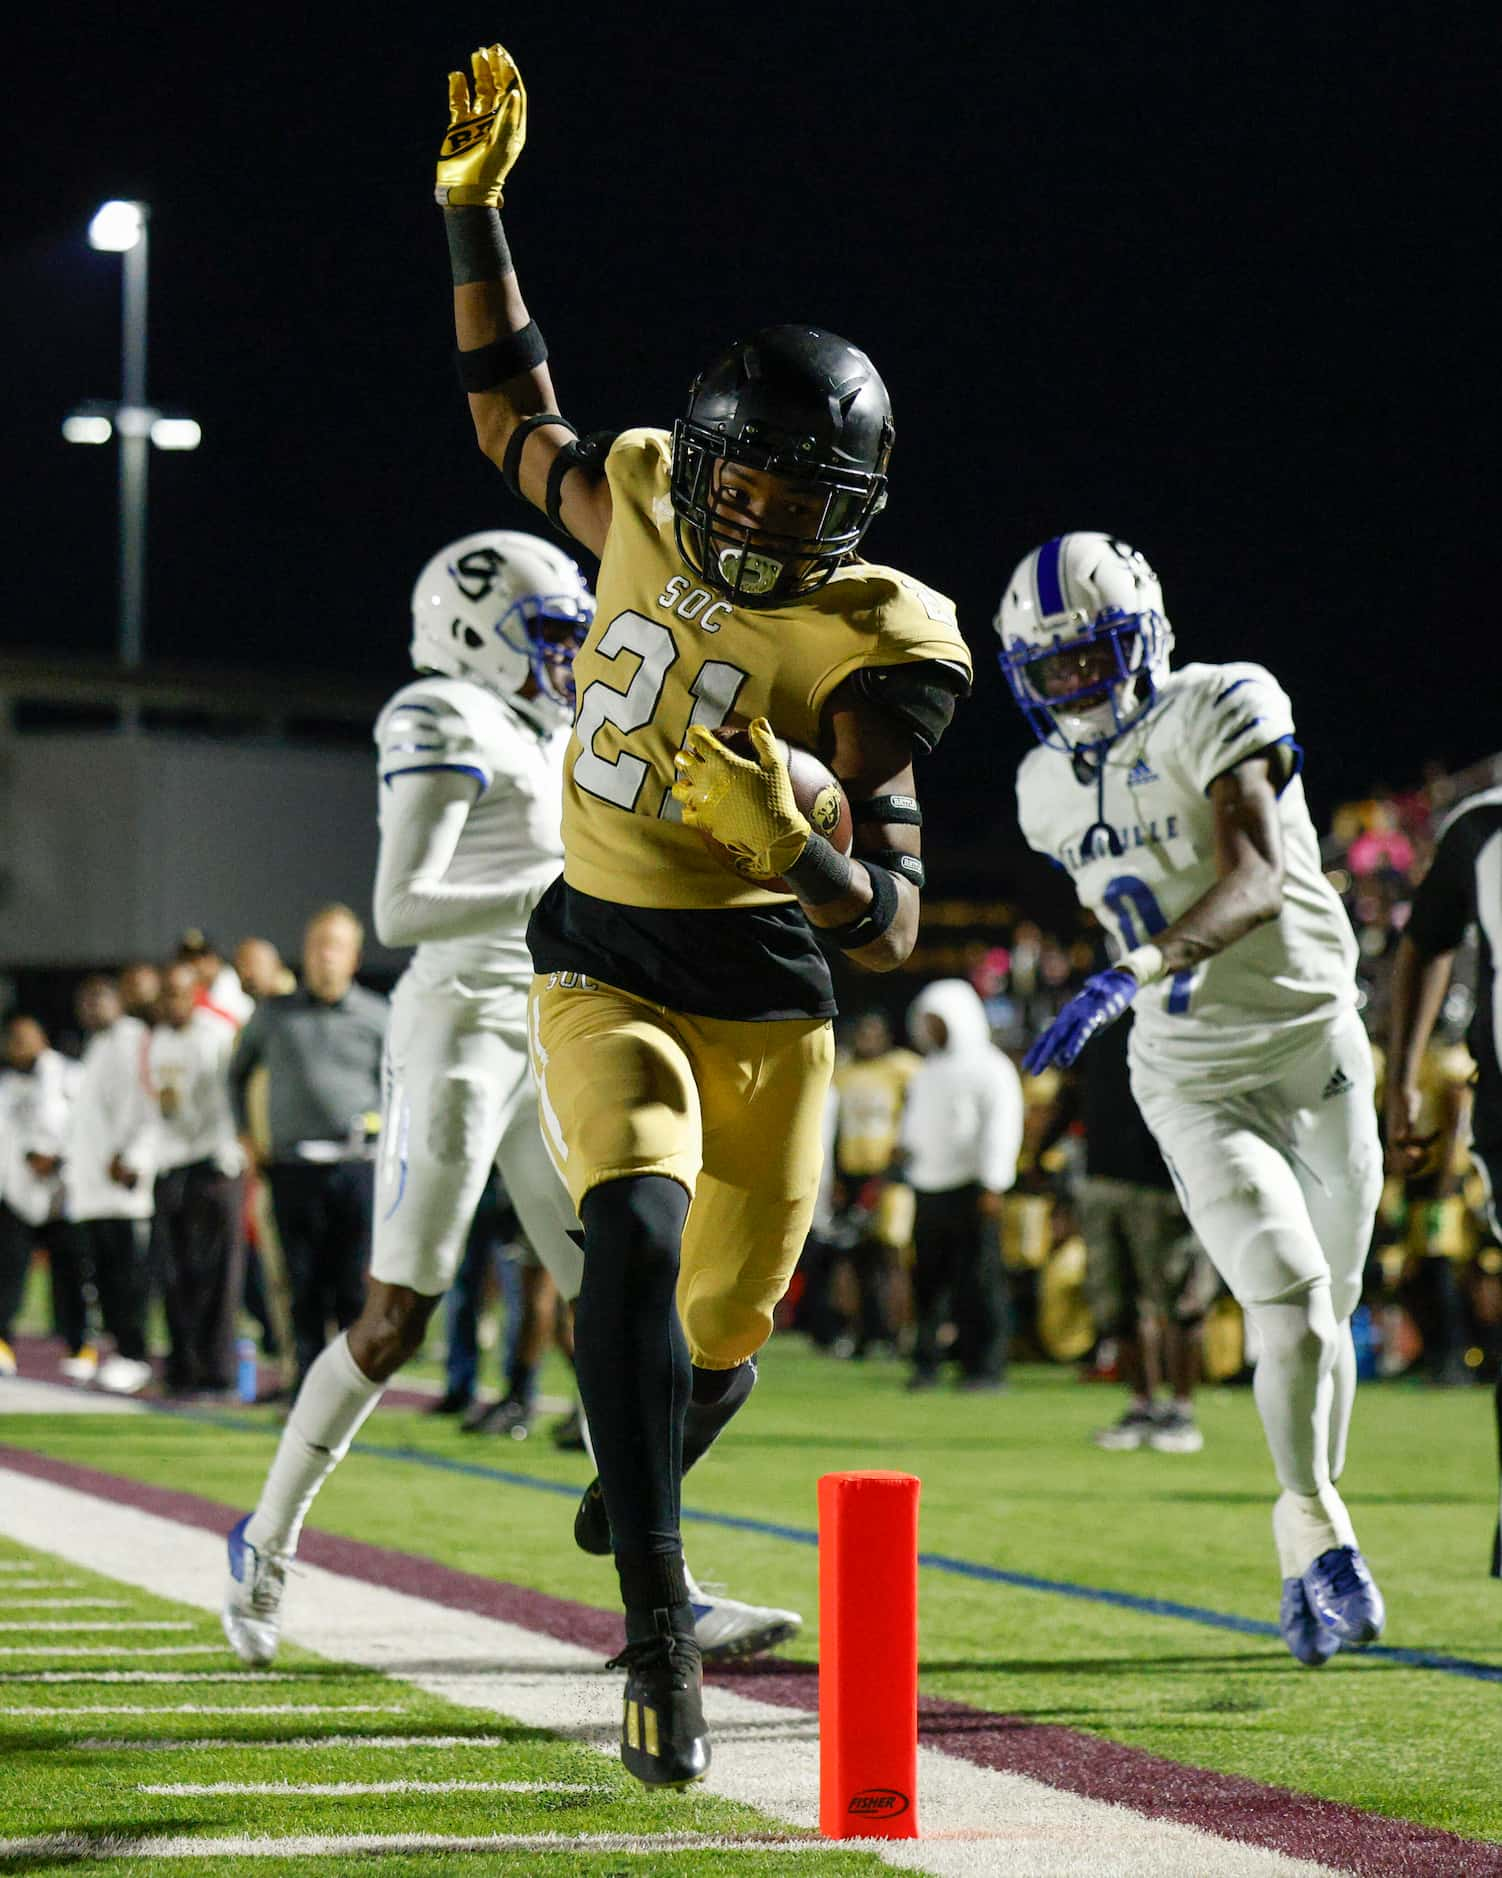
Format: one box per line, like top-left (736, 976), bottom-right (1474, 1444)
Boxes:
top-left (1023, 969), bottom-right (1140, 1075)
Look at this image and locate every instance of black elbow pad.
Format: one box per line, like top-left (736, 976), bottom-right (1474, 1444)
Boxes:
top-left (849, 659), bottom-right (970, 754)
top-left (546, 430), bottom-right (622, 530)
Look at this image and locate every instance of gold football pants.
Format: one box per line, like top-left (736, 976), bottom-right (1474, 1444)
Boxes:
top-left (528, 972), bottom-right (834, 1369)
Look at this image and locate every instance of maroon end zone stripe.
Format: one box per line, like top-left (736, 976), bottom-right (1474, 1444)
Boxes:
top-left (3, 1441), bottom-right (1499, 1876)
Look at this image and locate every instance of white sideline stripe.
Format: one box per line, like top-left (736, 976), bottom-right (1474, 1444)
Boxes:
top-left (0, 1643), bottom-right (226, 1656)
top-left (0, 1377), bottom-right (146, 1413)
top-left (79, 1733), bottom-right (505, 1750)
top-left (0, 1670), bottom-right (309, 1683)
top-left (1, 1704), bottom-right (400, 1716)
top-left (0, 1618), bottom-right (194, 1630)
top-left (0, 1562), bottom-right (44, 1571)
top-left (0, 1834), bottom-right (829, 1858)
top-left (2, 1597), bottom-right (128, 1608)
top-left (0, 1469), bottom-right (1344, 1878)
top-left (0, 1579), bottom-right (79, 1590)
top-left (140, 1779), bottom-right (601, 1796)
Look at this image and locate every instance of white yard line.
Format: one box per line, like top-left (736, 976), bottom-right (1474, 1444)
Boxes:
top-left (76, 1732), bottom-right (504, 1750)
top-left (0, 1703), bottom-right (401, 1716)
top-left (0, 1466), bottom-right (1343, 1878)
top-left (2, 1597), bottom-right (127, 1608)
top-left (139, 1778), bottom-right (602, 1796)
top-left (0, 1618), bottom-right (194, 1630)
top-left (0, 1643), bottom-right (229, 1657)
top-left (0, 1833), bottom-right (829, 1859)
top-left (0, 1579), bottom-right (79, 1590)
top-left (0, 1670), bottom-right (311, 1683)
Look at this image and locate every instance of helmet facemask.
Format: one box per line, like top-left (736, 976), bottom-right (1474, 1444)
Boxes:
top-left (670, 421), bottom-right (887, 608)
top-left (495, 590), bottom-right (594, 708)
top-left (1000, 606), bottom-right (1171, 757)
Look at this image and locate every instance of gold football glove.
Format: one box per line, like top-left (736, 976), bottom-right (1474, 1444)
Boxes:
top-left (436, 43), bottom-right (527, 207)
top-left (672, 719), bottom-right (812, 880)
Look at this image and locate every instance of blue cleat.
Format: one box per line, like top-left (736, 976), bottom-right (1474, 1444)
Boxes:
top-left (1279, 1575), bottom-right (1341, 1666)
top-left (1302, 1545), bottom-right (1384, 1646)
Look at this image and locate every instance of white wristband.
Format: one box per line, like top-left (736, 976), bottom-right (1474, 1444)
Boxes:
top-left (1119, 943), bottom-right (1166, 987)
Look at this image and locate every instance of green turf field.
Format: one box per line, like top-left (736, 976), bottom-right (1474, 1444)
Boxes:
top-left (0, 1534), bottom-right (883, 1876)
top-left (3, 1338), bottom-right (1500, 1854)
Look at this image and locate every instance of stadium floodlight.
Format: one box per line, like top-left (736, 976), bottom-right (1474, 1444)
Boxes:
top-left (63, 200), bottom-right (200, 726)
top-left (88, 200), bottom-right (145, 252)
top-left (149, 416), bottom-right (201, 452)
top-left (62, 414), bottom-right (113, 445)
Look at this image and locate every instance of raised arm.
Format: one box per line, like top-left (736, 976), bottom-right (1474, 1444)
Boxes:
top-left (437, 43), bottom-right (612, 554)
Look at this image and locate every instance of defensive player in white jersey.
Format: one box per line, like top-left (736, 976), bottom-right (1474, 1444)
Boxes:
top-left (1000, 532), bottom-right (1385, 1667)
top-left (223, 530), bottom-right (799, 1667)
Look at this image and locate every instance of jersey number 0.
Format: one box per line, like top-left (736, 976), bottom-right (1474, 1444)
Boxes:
top-left (572, 611), bottom-right (748, 821)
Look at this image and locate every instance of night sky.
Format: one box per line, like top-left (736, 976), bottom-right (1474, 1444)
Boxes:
top-left (3, 9), bottom-right (1487, 878)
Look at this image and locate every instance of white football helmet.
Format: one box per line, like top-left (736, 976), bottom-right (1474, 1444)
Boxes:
top-left (410, 530), bottom-right (594, 706)
top-left (995, 533), bottom-right (1173, 755)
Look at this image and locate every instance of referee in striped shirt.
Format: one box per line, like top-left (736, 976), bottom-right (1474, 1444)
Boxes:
top-left (1386, 783), bottom-right (1502, 1576)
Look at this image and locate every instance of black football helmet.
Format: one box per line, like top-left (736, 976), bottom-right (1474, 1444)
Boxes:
top-left (669, 324), bottom-right (894, 608)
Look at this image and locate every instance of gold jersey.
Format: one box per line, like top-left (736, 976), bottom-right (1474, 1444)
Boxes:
top-left (528, 427), bottom-right (971, 1022)
top-left (833, 1047), bottom-right (921, 1176)
top-left (561, 428), bottom-right (970, 911)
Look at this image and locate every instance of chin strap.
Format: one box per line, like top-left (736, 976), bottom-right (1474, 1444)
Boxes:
top-left (1074, 748), bottom-right (1124, 860)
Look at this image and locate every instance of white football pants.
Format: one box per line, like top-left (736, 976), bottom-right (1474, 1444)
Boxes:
top-left (372, 974), bottom-right (583, 1301)
top-left (1133, 1008), bottom-right (1381, 1498)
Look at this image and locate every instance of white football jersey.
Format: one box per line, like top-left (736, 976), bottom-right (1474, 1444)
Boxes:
top-left (1015, 660), bottom-right (1358, 1093)
top-left (375, 676), bottom-right (567, 997)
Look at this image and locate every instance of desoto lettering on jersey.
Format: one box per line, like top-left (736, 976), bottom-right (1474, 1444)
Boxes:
top-left (1015, 660), bottom-right (1358, 1093)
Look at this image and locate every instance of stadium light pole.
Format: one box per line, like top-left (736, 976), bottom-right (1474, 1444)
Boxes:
top-left (64, 200), bottom-right (201, 730)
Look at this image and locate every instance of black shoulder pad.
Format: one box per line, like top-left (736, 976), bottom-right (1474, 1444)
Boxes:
top-left (546, 430), bottom-right (622, 530)
top-left (849, 659), bottom-right (971, 754)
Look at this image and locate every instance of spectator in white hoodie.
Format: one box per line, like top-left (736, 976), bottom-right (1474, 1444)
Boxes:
top-left (61, 977), bottom-right (157, 1394)
top-left (0, 1017), bottom-right (84, 1376)
top-left (901, 980), bottom-right (1024, 1391)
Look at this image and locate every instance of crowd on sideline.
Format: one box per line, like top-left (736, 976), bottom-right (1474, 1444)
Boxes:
top-left (3, 764), bottom-right (1500, 1425)
top-left (0, 912), bottom-right (386, 1401)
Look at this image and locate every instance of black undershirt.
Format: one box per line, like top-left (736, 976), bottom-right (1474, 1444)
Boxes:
top-left (527, 876), bottom-right (837, 1022)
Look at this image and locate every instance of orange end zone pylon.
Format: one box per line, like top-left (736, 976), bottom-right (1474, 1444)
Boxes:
top-left (818, 1469), bottom-right (919, 1839)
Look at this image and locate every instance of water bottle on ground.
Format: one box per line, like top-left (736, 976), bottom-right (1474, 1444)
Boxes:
top-left (236, 1337), bottom-right (259, 1405)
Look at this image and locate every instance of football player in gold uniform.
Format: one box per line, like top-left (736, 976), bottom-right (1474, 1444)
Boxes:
top-left (436, 43), bottom-right (971, 1785)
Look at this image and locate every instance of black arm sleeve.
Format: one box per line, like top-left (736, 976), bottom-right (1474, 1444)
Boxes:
top-left (845, 659), bottom-right (970, 755)
top-left (1407, 814), bottom-right (1481, 957)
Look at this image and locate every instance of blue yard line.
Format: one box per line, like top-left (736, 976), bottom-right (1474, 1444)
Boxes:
top-left (166, 1403), bottom-right (1502, 1686)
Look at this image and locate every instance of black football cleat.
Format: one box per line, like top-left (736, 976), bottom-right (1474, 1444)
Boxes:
top-left (574, 1476), bottom-right (612, 1555)
top-left (607, 1620), bottom-right (710, 1788)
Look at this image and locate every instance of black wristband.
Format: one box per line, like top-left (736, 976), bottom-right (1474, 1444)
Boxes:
top-left (823, 861), bottom-right (902, 951)
top-left (852, 793), bottom-right (921, 826)
top-left (502, 412), bottom-right (575, 499)
top-left (443, 206), bottom-right (513, 286)
top-left (782, 832), bottom-right (854, 907)
top-left (454, 320), bottom-right (547, 394)
top-left (869, 848), bottom-right (926, 891)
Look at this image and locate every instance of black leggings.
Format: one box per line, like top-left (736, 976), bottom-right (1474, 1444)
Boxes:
top-left (574, 1176), bottom-right (691, 1564)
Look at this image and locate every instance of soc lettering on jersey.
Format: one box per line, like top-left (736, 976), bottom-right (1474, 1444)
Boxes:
top-left (1016, 660), bottom-right (1358, 1093)
top-left (560, 427), bottom-right (970, 915)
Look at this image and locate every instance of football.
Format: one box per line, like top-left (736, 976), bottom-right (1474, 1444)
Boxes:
top-left (696, 728), bottom-right (853, 893)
